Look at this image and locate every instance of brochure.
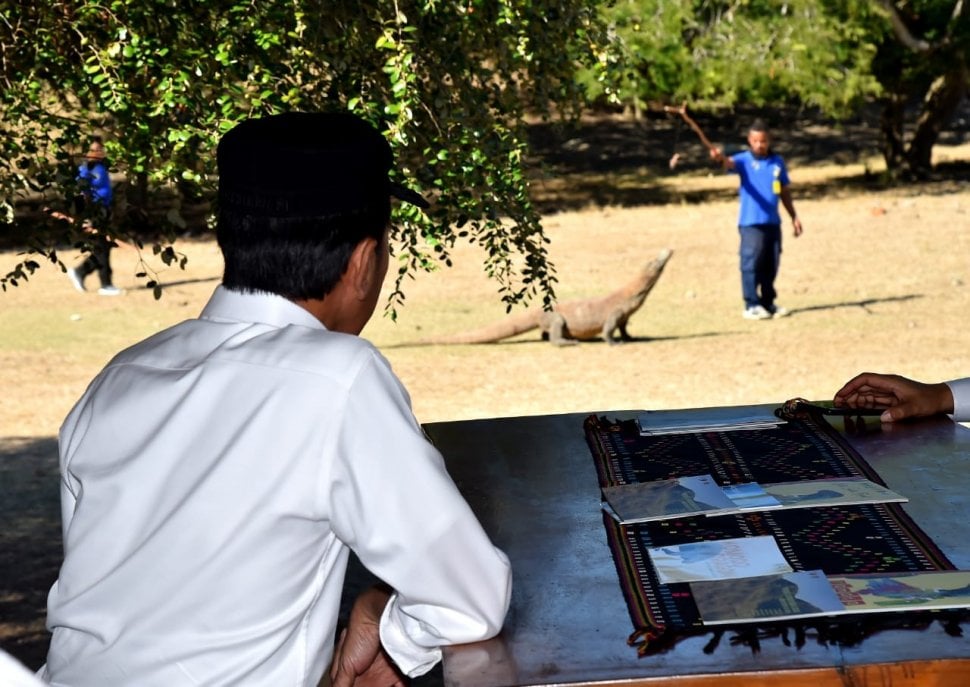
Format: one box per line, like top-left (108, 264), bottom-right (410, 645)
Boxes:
top-left (604, 476), bottom-right (906, 525)
top-left (690, 570), bottom-right (970, 625)
top-left (647, 535), bottom-right (793, 584)
top-left (719, 477), bottom-right (907, 514)
top-left (829, 571), bottom-right (970, 613)
top-left (637, 408), bottom-right (782, 436)
top-left (602, 475), bottom-right (737, 524)
top-left (720, 482), bottom-right (782, 511)
top-left (758, 477), bottom-right (907, 509)
top-left (691, 570), bottom-right (844, 624)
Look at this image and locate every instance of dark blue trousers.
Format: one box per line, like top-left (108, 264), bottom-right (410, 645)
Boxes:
top-left (739, 223), bottom-right (781, 310)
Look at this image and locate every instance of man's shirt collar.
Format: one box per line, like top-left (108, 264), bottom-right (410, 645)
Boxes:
top-left (200, 285), bottom-right (324, 330)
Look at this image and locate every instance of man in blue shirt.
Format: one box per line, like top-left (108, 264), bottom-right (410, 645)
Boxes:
top-left (712, 120), bottom-right (803, 320)
top-left (66, 137), bottom-right (122, 296)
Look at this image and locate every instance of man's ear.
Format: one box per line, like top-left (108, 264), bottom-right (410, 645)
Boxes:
top-left (346, 236), bottom-right (379, 301)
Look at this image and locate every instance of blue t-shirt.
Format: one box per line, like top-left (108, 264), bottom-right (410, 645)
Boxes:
top-left (78, 161), bottom-right (113, 206)
top-left (729, 150), bottom-right (789, 226)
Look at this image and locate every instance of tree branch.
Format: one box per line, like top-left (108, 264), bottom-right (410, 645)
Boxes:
top-left (876, 0), bottom-right (932, 53)
top-left (951, 0), bottom-right (966, 25)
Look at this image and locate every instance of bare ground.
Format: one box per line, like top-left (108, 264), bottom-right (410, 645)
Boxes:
top-left (3, 113), bottom-right (970, 671)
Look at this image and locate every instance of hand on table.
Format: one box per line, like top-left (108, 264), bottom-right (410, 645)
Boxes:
top-left (834, 372), bottom-right (953, 423)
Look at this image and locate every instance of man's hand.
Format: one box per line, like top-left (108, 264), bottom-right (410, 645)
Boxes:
top-left (330, 585), bottom-right (406, 687)
top-left (834, 372), bottom-right (954, 423)
top-left (792, 216), bottom-right (803, 237)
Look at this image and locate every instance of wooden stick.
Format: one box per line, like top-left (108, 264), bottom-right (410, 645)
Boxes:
top-left (46, 208), bottom-right (137, 251)
top-left (663, 103), bottom-right (718, 154)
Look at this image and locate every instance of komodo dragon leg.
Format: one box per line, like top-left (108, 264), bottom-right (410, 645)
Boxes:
top-left (546, 313), bottom-right (577, 346)
top-left (601, 313), bottom-right (634, 345)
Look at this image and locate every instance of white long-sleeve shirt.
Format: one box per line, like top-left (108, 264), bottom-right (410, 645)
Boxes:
top-left (947, 378), bottom-right (970, 422)
top-left (2, 650), bottom-right (45, 687)
top-left (42, 286), bottom-right (511, 686)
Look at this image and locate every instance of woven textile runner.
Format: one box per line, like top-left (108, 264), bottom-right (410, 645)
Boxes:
top-left (585, 413), bottom-right (957, 650)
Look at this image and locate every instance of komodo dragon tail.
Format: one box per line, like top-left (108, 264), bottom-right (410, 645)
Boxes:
top-left (420, 308), bottom-right (542, 344)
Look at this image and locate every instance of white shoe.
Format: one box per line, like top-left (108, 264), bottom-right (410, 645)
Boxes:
top-left (769, 305), bottom-right (789, 318)
top-left (742, 305), bottom-right (772, 320)
top-left (67, 268), bottom-right (86, 293)
top-left (97, 285), bottom-right (124, 296)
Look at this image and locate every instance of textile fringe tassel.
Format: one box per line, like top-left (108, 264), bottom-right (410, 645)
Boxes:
top-left (628, 626), bottom-right (665, 656)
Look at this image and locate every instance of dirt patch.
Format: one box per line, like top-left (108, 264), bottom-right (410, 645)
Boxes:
top-left (3, 112), bottom-right (970, 671)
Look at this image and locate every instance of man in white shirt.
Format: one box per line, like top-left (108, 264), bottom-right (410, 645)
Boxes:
top-left (834, 373), bottom-right (970, 423)
top-left (41, 112), bottom-right (512, 686)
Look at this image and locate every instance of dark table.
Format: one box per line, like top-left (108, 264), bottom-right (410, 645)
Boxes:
top-left (424, 405), bottom-right (970, 687)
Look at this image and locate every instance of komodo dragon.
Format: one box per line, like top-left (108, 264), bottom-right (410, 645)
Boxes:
top-left (425, 248), bottom-right (673, 346)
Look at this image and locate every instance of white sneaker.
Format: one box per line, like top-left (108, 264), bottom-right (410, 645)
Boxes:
top-left (742, 305), bottom-right (772, 320)
top-left (67, 268), bottom-right (86, 293)
top-left (769, 305), bottom-right (789, 318)
top-left (97, 285), bottom-right (124, 296)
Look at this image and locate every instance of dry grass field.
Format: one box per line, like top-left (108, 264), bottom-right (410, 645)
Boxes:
top-left (2, 114), bottom-right (970, 670)
top-left (5, 154), bottom-right (970, 435)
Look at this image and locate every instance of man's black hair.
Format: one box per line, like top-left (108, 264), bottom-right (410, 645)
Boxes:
top-left (214, 111), bottom-right (426, 300)
top-left (749, 119), bottom-right (769, 133)
top-left (217, 202), bottom-right (390, 301)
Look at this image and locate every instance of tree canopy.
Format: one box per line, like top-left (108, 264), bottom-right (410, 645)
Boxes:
top-left (586, 0), bottom-right (968, 177)
top-left (2, 1), bottom-right (967, 303)
top-left (1, 0), bottom-right (612, 305)
top-left (584, 0), bottom-right (882, 115)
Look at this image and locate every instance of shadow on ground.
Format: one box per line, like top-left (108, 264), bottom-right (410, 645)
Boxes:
top-left (7, 107), bottom-right (970, 249)
top-left (526, 108), bottom-right (970, 213)
top-left (792, 294), bottom-right (923, 315)
top-left (0, 437), bottom-right (60, 671)
top-left (385, 294), bottom-right (923, 350)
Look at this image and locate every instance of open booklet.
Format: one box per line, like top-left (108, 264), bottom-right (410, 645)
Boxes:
top-left (601, 475), bottom-right (737, 523)
top-left (602, 475), bottom-right (907, 525)
top-left (690, 570), bottom-right (970, 625)
top-left (647, 535), bottom-right (793, 585)
top-left (722, 476), bottom-right (907, 513)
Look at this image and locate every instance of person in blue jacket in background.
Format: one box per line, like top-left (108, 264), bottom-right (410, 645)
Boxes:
top-left (66, 137), bottom-right (122, 296)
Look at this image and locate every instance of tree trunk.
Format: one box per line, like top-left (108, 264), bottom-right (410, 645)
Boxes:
top-left (879, 94), bottom-right (906, 174)
top-left (905, 63), bottom-right (969, 176)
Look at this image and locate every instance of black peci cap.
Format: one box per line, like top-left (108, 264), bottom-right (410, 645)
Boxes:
top-left (217, 111), bottom-right (429, 217)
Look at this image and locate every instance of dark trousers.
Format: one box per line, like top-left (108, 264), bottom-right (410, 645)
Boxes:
top-left (739, 223), bottom-right (781, 309)
top-left (76, 235), bottom-right (113, 287)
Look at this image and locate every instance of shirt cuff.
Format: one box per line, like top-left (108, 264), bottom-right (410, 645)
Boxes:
top-left (378, 594), bottom-right (443, 678)
top-left (946, 378), bottom-right (970, 422)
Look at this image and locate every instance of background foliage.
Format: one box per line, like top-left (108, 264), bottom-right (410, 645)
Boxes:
top-left (583, 0), bottom-right (882, 116)
top-left (1, 0), bottom-right (612, 306)
top-left (1, 1), bottom-right (967, 304)
top-left (586, 0), bottom-right (967, 176)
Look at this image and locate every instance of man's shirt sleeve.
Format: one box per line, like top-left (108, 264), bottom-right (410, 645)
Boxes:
top-left (946, 378), bottom-right (970, 422)
top-left (779, 157), bottom-right (791, 187)
top-left (326, 350), bottom-right (512, 677)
